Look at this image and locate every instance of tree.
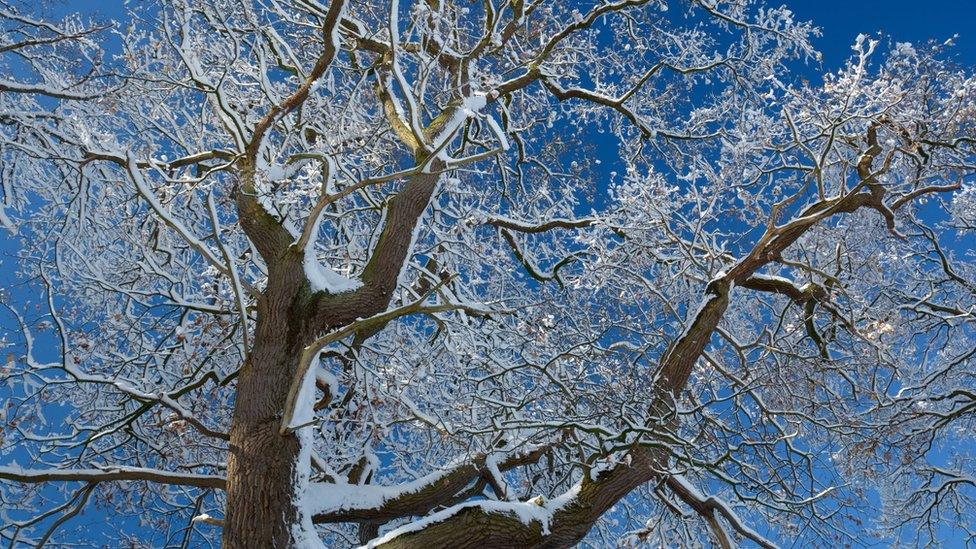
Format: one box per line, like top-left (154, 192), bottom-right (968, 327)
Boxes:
top-left (1, 0), bottom-right (974, 547)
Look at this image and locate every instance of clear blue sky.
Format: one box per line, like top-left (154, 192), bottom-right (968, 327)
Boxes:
top-left (789, 0), bottom-right (976, 66)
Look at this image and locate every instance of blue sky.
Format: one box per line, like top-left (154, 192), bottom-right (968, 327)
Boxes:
top-left (790, 0), bottom-right (976, 66)
top-left (57, 0), bottom-right (976, 68)
top-left (4, 0), bottom-right (976, 546)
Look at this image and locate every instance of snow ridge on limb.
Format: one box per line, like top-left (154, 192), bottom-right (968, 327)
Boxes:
top-left (0, 465), bottom-right (226, 489)
top-left (310, 445), bottom-right (550, 524)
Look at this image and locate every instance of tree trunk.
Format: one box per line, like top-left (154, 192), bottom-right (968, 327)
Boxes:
top-left (219, 165), bottom-right (443, 546)
top-left (223, 269), bottom-right (312, 548)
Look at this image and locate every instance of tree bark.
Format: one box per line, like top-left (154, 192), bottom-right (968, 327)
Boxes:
top-left (223, 262), bottom-right (311, 548)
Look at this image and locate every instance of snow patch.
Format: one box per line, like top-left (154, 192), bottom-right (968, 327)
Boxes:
top-left (301, 182), bottom-right (362, 294)
top-left (304, 253), bottom-right (363, 294)
top-left (429, 93), bottom-right (489, 163)
top-left (308, 467), bottom-right (456, 515)
top-left (290, 363), bottom-right (326, 548)
top-left (357, 500), bottom-right (552, 548)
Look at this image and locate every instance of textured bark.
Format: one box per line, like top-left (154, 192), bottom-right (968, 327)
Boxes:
top-left (223, 258), bottom-right (310, 548)
top-left (375, 510), bottom-right (545, 549)
top-left (657, 279), bottom-right (731, 395)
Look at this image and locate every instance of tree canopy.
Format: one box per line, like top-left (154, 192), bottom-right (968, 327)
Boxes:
top-left (1, 0), bottom-right (974, 547)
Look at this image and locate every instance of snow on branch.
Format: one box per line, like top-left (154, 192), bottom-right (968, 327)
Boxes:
top-left (0, 465), bottom-right (226, 489)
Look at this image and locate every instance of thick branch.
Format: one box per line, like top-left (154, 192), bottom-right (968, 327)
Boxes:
top-left (0, 466), bottom-right (226, 490)
top-left (363, 450), bottom-right (660, 549)
top-left (486, 216), bottom-right (597, 233)
top-left (739, 274), bottom-right (827, 304)
top-left (312, 447), bottom-right (547, 524)
top-left (314, 163), bottom-right (444, 327)
top-left (665, 475), bottom-right (777, 549)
